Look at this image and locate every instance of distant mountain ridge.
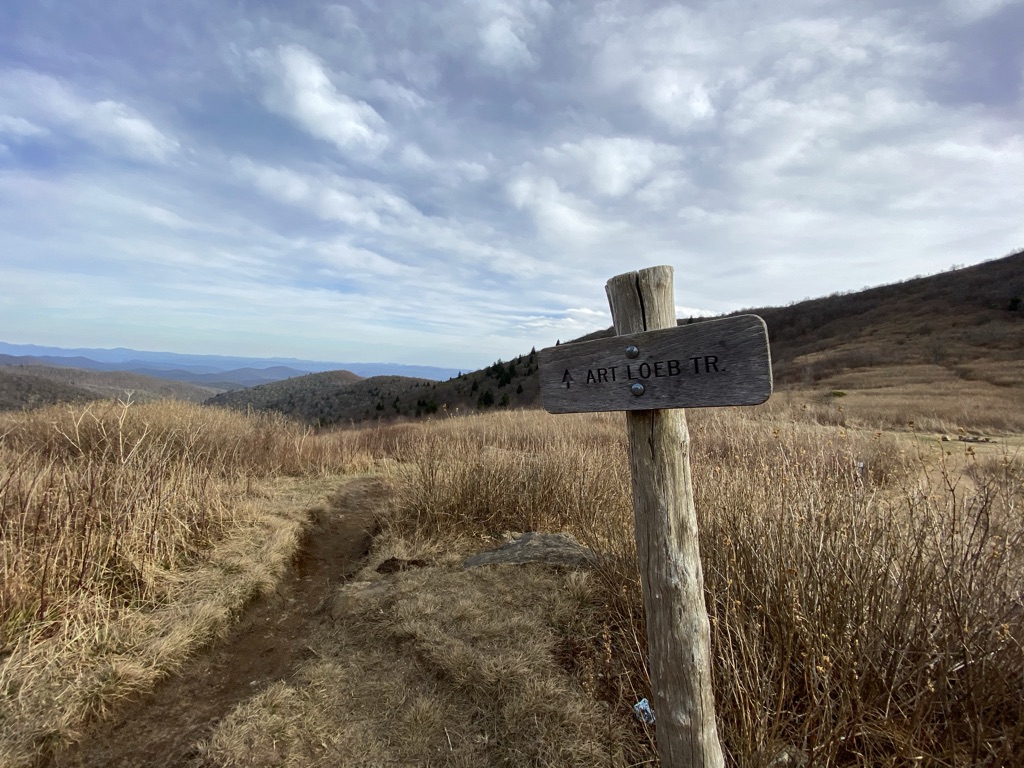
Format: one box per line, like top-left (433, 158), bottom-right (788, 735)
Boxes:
top-left (0, 344), bottom-right (463, 385)
top-left (0, 364), bottom-right (219, 410)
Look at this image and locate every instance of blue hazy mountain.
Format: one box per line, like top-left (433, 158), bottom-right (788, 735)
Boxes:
top-left (0, 342), bottom-right (462, 386)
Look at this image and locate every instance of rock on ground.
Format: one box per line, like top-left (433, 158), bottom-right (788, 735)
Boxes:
top-left (463, 531), bottom-right (597, 569)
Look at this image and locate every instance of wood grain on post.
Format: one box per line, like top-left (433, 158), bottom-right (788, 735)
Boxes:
top-left (606, 267), bottom-right (725, 768)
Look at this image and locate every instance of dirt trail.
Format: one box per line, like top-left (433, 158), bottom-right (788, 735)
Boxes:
top-left (49, 476), bottom-right (385, 768)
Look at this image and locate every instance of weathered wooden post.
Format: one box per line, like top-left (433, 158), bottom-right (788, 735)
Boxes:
top-left (537, 266), bottom-right (772, 767)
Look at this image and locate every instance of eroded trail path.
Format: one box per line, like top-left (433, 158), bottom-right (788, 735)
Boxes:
top-left (50, 477), bottom-right (385, 768)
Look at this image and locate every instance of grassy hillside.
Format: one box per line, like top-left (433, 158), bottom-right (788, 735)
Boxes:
top-left (463, 250), bottom-right (1024, 429)
top-left (205, 355), bottom-right (547, 426)
top-left (0, 368), bottom-right (99, 411)
top-left (206, 370), bottom-right (368, 425)
top-left (748, 249), bottom-right (1024, 386)
top-left (0, 364), bottom-right (221, 410)
top-left (405, 352), bottom-right (542, 417)
top-left (561, 250), bottom-right (1024, 383)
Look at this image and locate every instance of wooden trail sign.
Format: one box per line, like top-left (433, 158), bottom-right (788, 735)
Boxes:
top-left (537, 314), bottom-right (771, 414)
top-left (538, 267), bottom-right (772, 768)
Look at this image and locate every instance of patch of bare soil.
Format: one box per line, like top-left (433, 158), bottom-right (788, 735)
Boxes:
top-left (48, 476), bottom-right (387, 768)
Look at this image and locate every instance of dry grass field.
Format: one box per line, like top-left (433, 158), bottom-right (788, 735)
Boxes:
top-left (2, 390), bottom-right (1022, 766)
top-left (340, 406), bottom-right (1022, 766)
top-left (0, 399), bottom-right (363, 767)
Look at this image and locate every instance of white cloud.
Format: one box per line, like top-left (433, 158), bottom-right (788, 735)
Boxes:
top-left (480, 17), bottom-right (534, 70)
top-left (233, 157), bottom-right (533, 275)
top-left (543, 136), bottom-right (683, 198)
top-left (137, 203), bottom-right (192, 229)
top-left (89, 100), bottom-right (179, 161)
top-left (678, 305), bottom-right (718, 319)
top-left (397, 142), bottom-right (491, 183)
top-left (459, 161), bottom-right (490, 182)
top-left (399, 143), bottom-right (434, 171)
top-left (314, 239), bottom-right (408, 278)
top-left (0, 114), bottom-right (48, 138)
top-left (233, 159), bottom-right (383, 229)
top-left (581, 4), bottom-right (721, 131)
top-left (944, 0), bottom-right (1018, 22)
top-left (507, 174), bottom-right (611, 244)
top-left (460, 0), bottom-right (553, 71)
top-left (641, 70), bottom-right (716, 129)
top-left (0, 69), bottom-right (178, 161)
top-left (368, 78), bottom-right (427, 111)
top-left (255, 45), bottom-right (389, 156)
top-left (512, 305), bottom-right (609, 335)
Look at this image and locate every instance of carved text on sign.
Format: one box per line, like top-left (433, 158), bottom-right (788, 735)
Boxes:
top-left (576, 355), bottom-right (724, 386)
top-left (537, 314), bottom-right (772, 414)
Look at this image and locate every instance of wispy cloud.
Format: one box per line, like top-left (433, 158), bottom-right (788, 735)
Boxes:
top-left (252, 45), bottom-right (390, 157)
top-left (472, 0), bottom-right (553, 71)
top-left (0, 69), bottom-right (178, 161)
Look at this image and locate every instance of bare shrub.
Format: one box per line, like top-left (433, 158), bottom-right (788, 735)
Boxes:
top-left (377, 408), bottom-right (1024, 766)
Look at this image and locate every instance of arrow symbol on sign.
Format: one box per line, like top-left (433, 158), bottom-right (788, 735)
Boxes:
top-left (562, 369), bottom-right (574, 389)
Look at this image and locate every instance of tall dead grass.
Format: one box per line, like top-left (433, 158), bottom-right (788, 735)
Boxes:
top-left (769, 377), bottom-right (1024, 436)
top-left (3, 397), bottom-right (1020, 766)
top-left (0, 399), bottom-right (363, 645)
top-left (0, 399), bottom-right (370, 766)
top-left (373, 407), bottom-right (1024, 766)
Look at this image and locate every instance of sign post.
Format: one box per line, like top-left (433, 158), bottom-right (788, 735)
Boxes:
top-left (538, 266), bottom-right (771, 768)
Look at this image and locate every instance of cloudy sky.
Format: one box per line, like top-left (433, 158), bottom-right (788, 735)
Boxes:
top-left (1, 0), bottom-right (1021, 369)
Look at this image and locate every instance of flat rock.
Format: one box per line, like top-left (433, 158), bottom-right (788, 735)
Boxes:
top-left (463, 531), bottom-right (597, 569)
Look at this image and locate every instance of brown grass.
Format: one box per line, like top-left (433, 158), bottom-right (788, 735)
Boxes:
top-left (0, 399), bottom-right (370, 766)
top-left (3, 395), bottom-right (1022, 767)
top-left (0, 399), bottom-right (364, 645)
top-left (788, 363), bottom-right (1024, 434)
top-left (359, 405), bottom-right (1024, 766)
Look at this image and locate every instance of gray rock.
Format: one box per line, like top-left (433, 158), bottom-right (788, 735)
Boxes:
top-left (463, 532), bottom-right (597, 569)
